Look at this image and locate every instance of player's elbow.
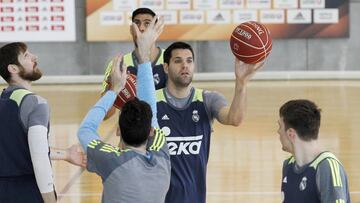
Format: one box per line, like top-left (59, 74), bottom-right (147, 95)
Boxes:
top-left (229, 116), bottom-right (243, 127)
top-left (104, 106), bottom-right (116, 120)
top-left (232, 120), bottom-right (243, 127)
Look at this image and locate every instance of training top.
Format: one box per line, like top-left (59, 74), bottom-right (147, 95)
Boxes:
top-left (156, 87), bottom-right (227, 203)
top-left (101, 48), bottom-right (167, 94)
top-left (281, 151), bottom-right (350, 203)
top-left (0, 86), bottom-right (50, 177)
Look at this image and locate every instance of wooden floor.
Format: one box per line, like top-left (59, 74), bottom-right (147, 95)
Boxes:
top-left (5, 80), bottom-right (359, 203)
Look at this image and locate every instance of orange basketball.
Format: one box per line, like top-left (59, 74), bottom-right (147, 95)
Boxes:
top-left (113, 73), bottom-right (137, 109)
top-left (230, 21), bottom-right (272, 64)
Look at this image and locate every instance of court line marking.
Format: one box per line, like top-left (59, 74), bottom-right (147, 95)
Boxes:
top-left (57, 124), bottom-right (118, 202)
top-left (207, 191), bottom-right (360, 195)
top-left (57, 191), bottom-right (360, 197)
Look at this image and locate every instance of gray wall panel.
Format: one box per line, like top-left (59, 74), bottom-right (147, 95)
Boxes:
top-left (196, 41), bottom-right (233, 72)
top-left (88, 42), bottom-right (133, 75)
top-left (263, 39), bottom-right (307, 71)
top-left (31, 42), bottom-right (89, 75)
top-left (308, 39), bottom-right (352, 71)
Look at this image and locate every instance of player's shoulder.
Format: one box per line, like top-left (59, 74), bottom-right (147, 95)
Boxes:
top-left (88, 139), bottom-right (130, 157)
top-left (283, 155), bottom-right (295, 166)
top-left (314, 152), bottom-right (348, 190)
top-left (310, 151), bottom-right (342, 170)
top-left (202, 89), bottom-right (225, 102)
top-left (203, 89), bottom-right (221, 96)
top-left (7, 88), bottom-right (47, 107)
top-left (22, 93), bottom-right (48, 106)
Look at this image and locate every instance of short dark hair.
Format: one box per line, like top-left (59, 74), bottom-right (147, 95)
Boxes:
top-left (0, 42), bottom-right (27, 82)
top-left (132, 8), bottom-right (156, 21)
top-left (279, 99), bottom-right (321, 141)
top-left (119, 97), bottom-right (152, 147)
top-left (164, 42), bottom-right (195, 64)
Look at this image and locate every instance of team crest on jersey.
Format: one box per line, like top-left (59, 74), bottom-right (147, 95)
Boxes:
top-left (299, 176), bottom-right (307, 191)
top-left (192, 110), bottom-right (200, 122)
top-left (153, 73), bottom-right (160, 85)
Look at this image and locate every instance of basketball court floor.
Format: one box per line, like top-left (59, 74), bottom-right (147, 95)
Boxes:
top-left (3, 80), bottom-right (359, 203)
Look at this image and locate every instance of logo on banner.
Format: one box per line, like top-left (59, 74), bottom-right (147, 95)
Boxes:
top-left (301, 0), bottom-right (325, 8)
top-left (100, 12), bottom-right (124, 25)
top-left (180, 11), bottom-right (204, 24)
top-left (260, 10), bottom-right (285, 23)
top-left (0, 16), bottom-right (14, 22)
top-left (314, 9), bottom-right (339, 23)
top-left (287, 9), bottom-right (311, 24)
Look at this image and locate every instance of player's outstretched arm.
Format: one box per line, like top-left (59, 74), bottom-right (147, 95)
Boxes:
top-left (78, 55), bottom-right (127, 152)
top-left (50, 144), bottom-right (86, 168)
top-left (217, 59), bottom-right (264, 126)
top-left (133, 16), bottom-right (164, 128)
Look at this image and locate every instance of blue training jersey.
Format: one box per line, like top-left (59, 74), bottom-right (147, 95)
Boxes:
top-left (101, 48), bottom-right (167, 94)
top-left (0, 88), bottom-right (35, 176)
top-left (156, 88), bottom-right (212, 203)
top-left (124, 49), bottom-right (167, 90)
top-left (282, 151), bottom-right (350, 203)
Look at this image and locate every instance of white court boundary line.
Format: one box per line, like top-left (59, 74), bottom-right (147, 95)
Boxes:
top-left (1, 71), bottom-right (360, 85)
top-left (57, 191), bottom-right (360, 197)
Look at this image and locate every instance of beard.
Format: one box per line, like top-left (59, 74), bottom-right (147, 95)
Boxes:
top-left (18, 62), bottom-right (42, 81)
top-left (170, 73), bottom-right (193, 88)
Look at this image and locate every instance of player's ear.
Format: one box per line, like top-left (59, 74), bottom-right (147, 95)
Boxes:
top-left (286, 128), bottom-right (296, 140)
top-left (8, 64), bottom-right (19, 74)
top-left (149, 127), bottom-right (155, 137)
top-left (163, 63), bottom-right (169, 74)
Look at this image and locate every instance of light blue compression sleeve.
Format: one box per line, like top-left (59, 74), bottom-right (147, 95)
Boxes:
top-left (77, 91), bottom-right (117, 152)
top-left (136, 62), bottom-right (159, 128)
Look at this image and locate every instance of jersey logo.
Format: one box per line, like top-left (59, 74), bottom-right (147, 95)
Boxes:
top-left (166, 135), bottom-right (203, 155)
top-left (153, 73), bottom-right (160, 85)
top-left (299, 176), bottom-right (307, 191)
top-left (192, 110), bottom-right (200, 122)
top-left (283, 176), bottom-right (287, 183)
top-left (161, 114), bottom-right (170, 120)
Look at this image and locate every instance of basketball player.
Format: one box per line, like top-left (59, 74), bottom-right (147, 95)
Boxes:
top-left (77, 17), bottom-right (171, 202)
top-left (0, 42), bottom-right (86, 203)
top-left (101, 7), bottom-right (167, 119)
top-left (278, 99), bottom-right (350, 203)
top-left (157, 41), bottom-right (264, 203)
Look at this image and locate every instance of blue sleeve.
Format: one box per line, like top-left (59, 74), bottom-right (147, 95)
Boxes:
top-left (77, 91), bottom-right (117, 152)
top-left (136, 62), bottom-right (159, 128)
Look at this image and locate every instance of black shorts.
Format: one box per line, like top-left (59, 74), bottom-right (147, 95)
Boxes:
top-left (0, 175), bottom-right (43, 203)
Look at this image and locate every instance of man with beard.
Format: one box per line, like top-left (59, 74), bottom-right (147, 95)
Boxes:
top-left (0, 42), bottom-right (86, 203)
top-left (157, 41), bottom-right (264, 203)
